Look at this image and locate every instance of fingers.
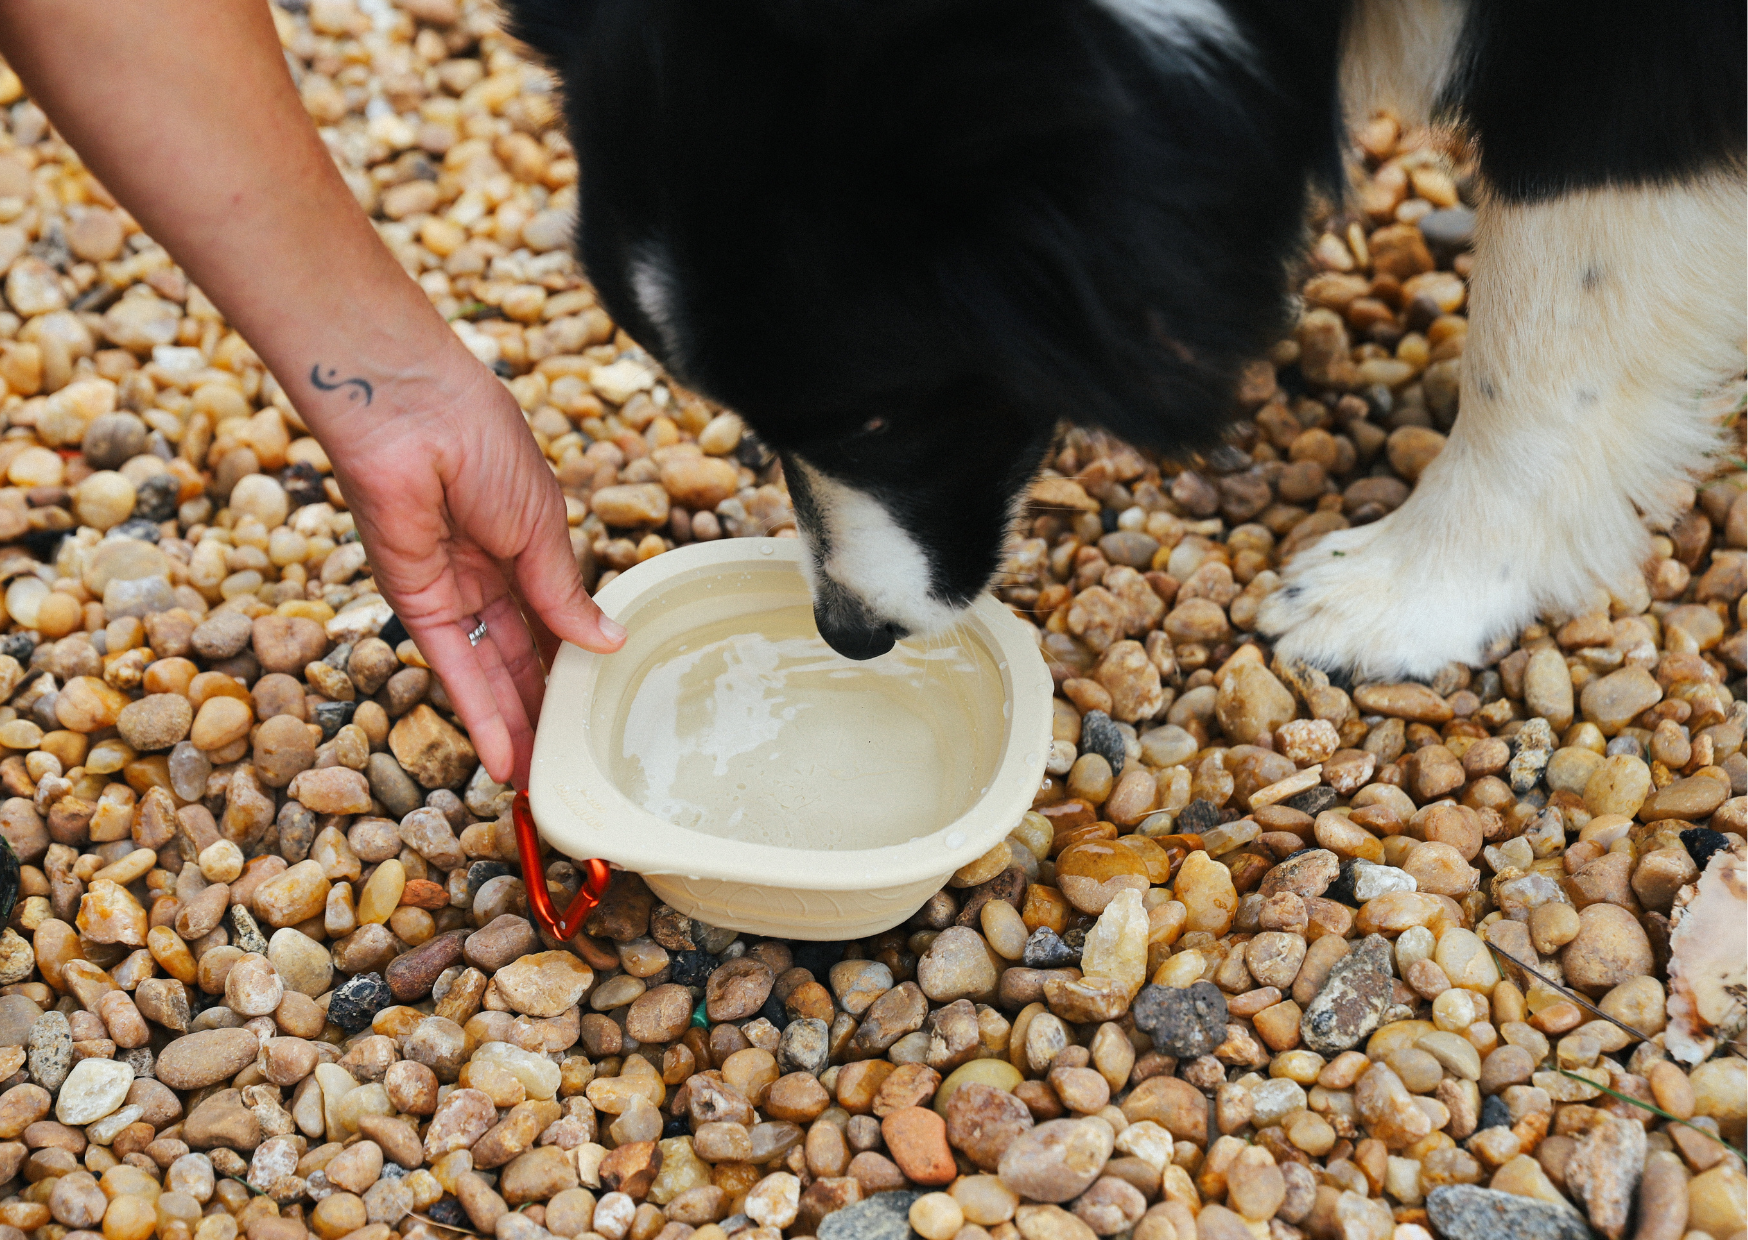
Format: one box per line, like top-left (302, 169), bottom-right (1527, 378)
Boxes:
top-left (405, 615), bottom-right (531, 788)
top-left (466, 611), bottom-right (543, 790)
top-left (480, 593), bottom-right (547, 740)
top-left (515, 508), bottom-right (626, 655)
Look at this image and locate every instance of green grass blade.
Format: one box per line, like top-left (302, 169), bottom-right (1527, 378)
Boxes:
top-left (1557, 1069), bottom-right (1745, 1163)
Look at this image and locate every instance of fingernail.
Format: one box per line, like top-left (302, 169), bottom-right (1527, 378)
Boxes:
top-left (599, 615), bottom-right (626, 644)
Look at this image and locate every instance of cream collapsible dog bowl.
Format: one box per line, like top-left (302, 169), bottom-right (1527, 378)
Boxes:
top-left (525, 538), bottom-right (1052, 939)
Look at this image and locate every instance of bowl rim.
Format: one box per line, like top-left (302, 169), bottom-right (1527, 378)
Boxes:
top-left (527, 537), bottom-right (1053, 889)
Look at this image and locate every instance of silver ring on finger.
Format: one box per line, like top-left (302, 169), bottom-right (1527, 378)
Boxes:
top-left (466, 617), bottom-right (488, 647)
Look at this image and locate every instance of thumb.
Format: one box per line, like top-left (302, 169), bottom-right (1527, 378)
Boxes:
top-left (516, 511), bottom-right (625, 655)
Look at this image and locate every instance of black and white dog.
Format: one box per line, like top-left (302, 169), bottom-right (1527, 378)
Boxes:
top-left (506, 0), bottom-right (1745, 675)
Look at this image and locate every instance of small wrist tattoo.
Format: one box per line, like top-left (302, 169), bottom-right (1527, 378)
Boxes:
top-left (309, 364), bottom-right (373, 405)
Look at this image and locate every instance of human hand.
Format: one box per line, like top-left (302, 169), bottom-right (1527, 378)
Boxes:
top-left (328, 358), bottom-right (625, 789)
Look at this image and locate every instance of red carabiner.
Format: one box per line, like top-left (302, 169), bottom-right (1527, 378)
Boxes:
top-left (512, 790), bottom-right (613, 940)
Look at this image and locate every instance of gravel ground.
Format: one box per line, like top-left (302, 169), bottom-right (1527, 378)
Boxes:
top-left (0, 5), bottom-right (1737, 1240)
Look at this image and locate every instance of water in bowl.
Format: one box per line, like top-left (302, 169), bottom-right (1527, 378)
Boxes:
top-left (609, 603), bottom-right (1001, 850)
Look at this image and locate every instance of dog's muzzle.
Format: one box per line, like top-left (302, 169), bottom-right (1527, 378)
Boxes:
top-left (810, 574), bottom-right (907, 660)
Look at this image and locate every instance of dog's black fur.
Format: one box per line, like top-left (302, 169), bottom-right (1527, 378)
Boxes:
top-left (503, 0), bottom-right (1743, 660)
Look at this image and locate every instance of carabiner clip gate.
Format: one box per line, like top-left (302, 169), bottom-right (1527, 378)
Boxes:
top-left (512, 790), bottom-right (613, 940)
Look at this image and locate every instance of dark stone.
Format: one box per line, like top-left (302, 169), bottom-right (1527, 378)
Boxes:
top-left (1282, 786), bottom-right (1338, 817)
top-left (227, 905), bottom-right (268, 956)
top-left (735, 431), bottom-right (774, 472)
top-left (1477, 1095), bottom-right (1511, 1132)
top-left (311, 701), bottom-right (355, 741)
top-left (426, 1201), bottom-right (467, 1229)
top-left (662, 1115), bottom-right (687, 1139)
top-left (953, 866), bottom-right (1028, 929)
top-left (328, 972), bottom-right (392, 1032)
top-left (1424, 1186), bottom-right (1592, 1240)
top-left (760, 991), bottom-right (787, 1028)
top-left (280, 462), bottom-right (327, 510)
top-left (16, 530), bottom-right (66, 565)
top-left (377, 614), bottom-right (409, 650)
top-left (0, 634), bottom-right (34, 664)
top-left (1022, 927), bottom-right (1082, 969)
top-left (817, 1190), bottom-right (922, 1240)
top-left (0, 836), bottom-right (17, 927)
top-left (132, 474), bottom-right (180, 523)
top-left (1681, 827), bottom-right (1730, 873)
top-left (1176, 799), bottom-right (1221, 837)
top-left (1131, 980), bottom-right (1228, 1058)
top-left (669, 951), bottom-right (716, 989)
top-left (790, 940), bottom-right (848, 978)
top-left (466, 861), bottom-right (513, 899)
top-left (1079, 710), bottom-right (1126, 776)
top-left (1324, 857), bottom-right (1361, 907)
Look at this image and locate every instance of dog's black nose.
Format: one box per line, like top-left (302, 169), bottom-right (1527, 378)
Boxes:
top-left (814, 601), bottom-right (905, 660)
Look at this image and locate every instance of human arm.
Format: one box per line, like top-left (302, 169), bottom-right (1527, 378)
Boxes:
top-left (0, 0), bottom-right (623, 787)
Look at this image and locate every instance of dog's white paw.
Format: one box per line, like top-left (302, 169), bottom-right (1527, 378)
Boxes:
top-left (1257, 517), bottom-right (1533, 682)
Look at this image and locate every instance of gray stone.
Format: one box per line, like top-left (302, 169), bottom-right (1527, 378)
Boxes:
top-left (1097, 531), bottom-right (1160, 570)
top-left (1564, 1116), bottom-right (1644, 1240)
top-left (26, 1009), bottom-right (71, 1091)
top-left (817, 1190), bottom-right (921, 1240)
top-left (1300, 934), bottom-right (1393, 1054)
top-left (1425, 1186), bottom-right (1594, 1240)
top-left (192, 611), bottom-right (254, 661)
top-left (276, 802), bottom-right (318, 864)
top-left (464, 765), bottom-right (513, 819)
top-left (777, 1017), bottom-right (830, 1077)
top-left (367, 753), bottom-right (423, 820)
top-left (1132, 980), bottom-right (1227, 1058)
top-left (1023, 927), bottom-right (1081, 969)
top-left (1079, 710), bottom-right (1126, 776)
top-left (1417, 206), bottom-right (1475, 258)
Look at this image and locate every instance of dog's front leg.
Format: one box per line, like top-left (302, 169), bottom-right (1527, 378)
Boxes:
top-left (1261, 173), bottom-right (1746, 681)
